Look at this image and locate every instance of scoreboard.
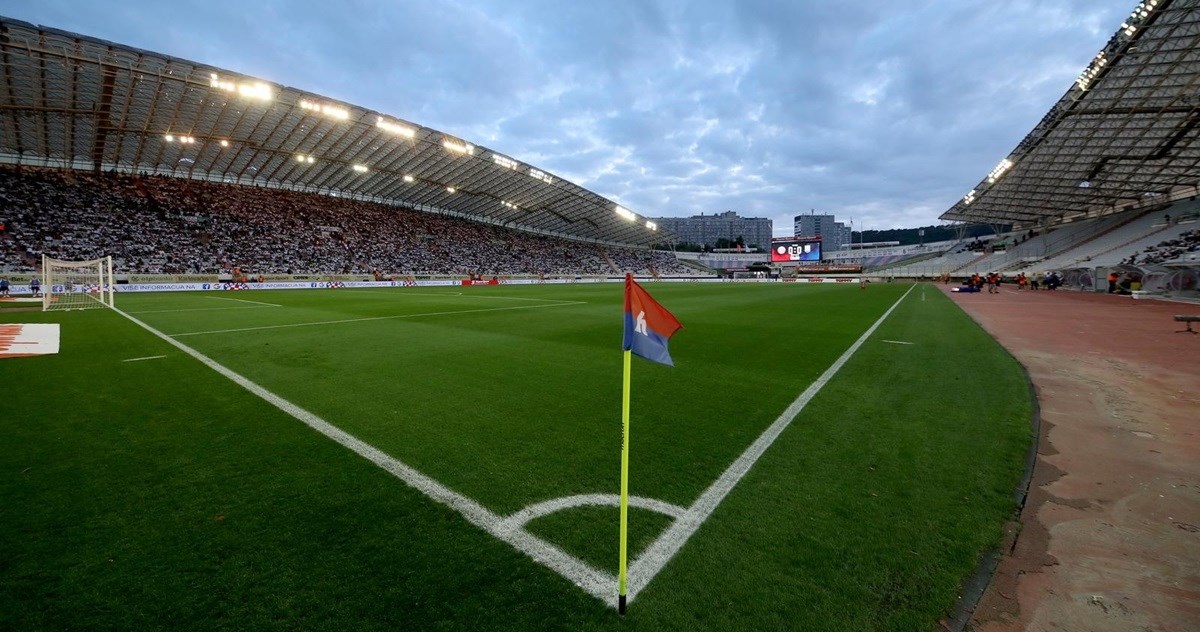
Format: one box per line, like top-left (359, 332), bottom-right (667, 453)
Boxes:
top-left (770, 239), bottom-right (822, 263)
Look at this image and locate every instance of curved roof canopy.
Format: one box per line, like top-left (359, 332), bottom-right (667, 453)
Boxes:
top-left (942, 0), bottom-right (1200, 225)
top-left (0, 17), bottom-right (669, 247)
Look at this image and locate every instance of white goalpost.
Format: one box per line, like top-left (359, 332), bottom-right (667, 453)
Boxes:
top-left (41, 255), bottom-right (115, 311)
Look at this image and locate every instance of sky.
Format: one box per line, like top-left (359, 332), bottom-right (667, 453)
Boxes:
top-left (0, 0), bottom-right (1134, 234)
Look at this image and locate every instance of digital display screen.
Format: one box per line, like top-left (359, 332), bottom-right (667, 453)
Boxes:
top-left (770, 239), bottom-right (822, 262)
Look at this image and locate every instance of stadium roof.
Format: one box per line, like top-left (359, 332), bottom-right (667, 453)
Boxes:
top-left (0, 17), bottom-right (669, 248)
top-left (941, 0), bottom-right (1200, 226)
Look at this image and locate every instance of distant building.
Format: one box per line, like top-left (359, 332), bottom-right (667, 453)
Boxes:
top-left (653, 211), bottom-right (772, 251)
top-left (794, 213), bottom-right (851, 255)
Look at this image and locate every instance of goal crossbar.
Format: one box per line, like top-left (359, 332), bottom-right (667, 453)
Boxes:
top-left (42, 255), bottom-right (115, 311)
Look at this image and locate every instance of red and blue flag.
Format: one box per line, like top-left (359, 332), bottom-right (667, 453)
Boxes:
top-left (622, 274), bottom-right (683, 366)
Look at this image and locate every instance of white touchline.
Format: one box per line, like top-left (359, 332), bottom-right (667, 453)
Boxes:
top-left (624, 284), bottom-right (916, 602)
top-left (169, 302), bottom-right (587, 337)
top-left (122, 355), bottom-right (167, 362)
top-left (205, 296), bottom-right (283, 307)
top-left (113, 306), bottom-right (618, 603)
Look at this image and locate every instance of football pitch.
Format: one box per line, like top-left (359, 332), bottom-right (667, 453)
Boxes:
top-left (1, 282), bottom-right (1032, 630)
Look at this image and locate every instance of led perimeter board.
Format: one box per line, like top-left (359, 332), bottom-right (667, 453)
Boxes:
top-left (770, 239), bottom-right (822, 263)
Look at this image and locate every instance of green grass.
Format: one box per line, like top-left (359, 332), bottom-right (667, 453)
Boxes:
top-left (0, 282), bottom-right (1031, 630)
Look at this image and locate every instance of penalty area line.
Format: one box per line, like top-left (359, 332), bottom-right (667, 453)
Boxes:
top-left (169, 301), bottom-right (588, 337)
top-left (625, 283), bottom-right (917, 602)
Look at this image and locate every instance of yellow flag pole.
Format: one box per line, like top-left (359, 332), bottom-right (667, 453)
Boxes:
top-left (618, 348), bottom-right (632, 614)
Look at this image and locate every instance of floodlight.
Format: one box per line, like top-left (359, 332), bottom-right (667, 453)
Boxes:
top-left (352, 164), bottom-right (368, 173)
top-left (164, 134), bottom-right (174, 142)
top-left (238, 82), bottom-right (273, 101)
top-left (300, 99), bottom-right (349, 120)
top-left (219, 140), bottom-right (230, 147)
top-left (529, 168), bottom-right (553, 184)
top-left (307, 156), bottom-right (315, 163)
top-left (376, 117), bottom-right (416, 138)
top-left (492, 154), bottom-right (518, 170)
top-left (446, 186), bottom-right (457, 193)
top-left (986, 158), bottom-right (1014, 184)
top-left (1076, 51), bottom-right (1108, 91)
top-left (209, 73), bottom-right (236, 92)
top-left (443, 140), bottom-right (474, 155)
top-left (615, 206), bottom-right (636, 221)
top-left (645, 220), bottom-right (658, 231)
top-left (296, 154), bottom-right (307, 162)
top-left (403, 175), bottom-right (415, 183)
top-left (211, 74), bottom-right (274, 100)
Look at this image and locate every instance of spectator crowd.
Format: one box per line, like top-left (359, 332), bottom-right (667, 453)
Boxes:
top-left (0, 167), bottom-right (695, 278)
top-left (1119, 228), bottom-right (1200, 266)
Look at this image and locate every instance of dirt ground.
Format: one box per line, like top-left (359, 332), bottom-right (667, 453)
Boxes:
top-left (939, 284), bottom-right (1200, 632)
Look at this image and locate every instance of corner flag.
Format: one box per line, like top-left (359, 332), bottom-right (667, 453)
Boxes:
top-left (618, 274), bottom-right (683, 615)
top-left (622, 274), bottom-right (683, 366)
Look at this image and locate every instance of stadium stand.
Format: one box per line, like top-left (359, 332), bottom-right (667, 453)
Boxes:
top-left (1032, 204), bottom-right (1199, 271)
top-left (872, 201), bottom-right (1200, 292)
top-left (0, 166), bottom-right (697, 278)
top-left (1127, 228), bottom-right (1200, 266)
top-left (869, 250), bottom-right (978, 279)
top-left (952, 212), bottom-right (1135, 276)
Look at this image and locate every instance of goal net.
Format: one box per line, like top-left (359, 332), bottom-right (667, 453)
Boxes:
top-left (42, 255), bottom-right (114, 311)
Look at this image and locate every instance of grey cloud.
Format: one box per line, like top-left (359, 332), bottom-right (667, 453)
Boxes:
top-left (0, 0), bottom-right (1134, 232)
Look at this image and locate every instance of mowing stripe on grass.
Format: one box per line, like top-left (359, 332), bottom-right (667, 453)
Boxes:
top-left (337, 290), bottom-right (464, 298)
top-left (111, 284), bottom-right (912, 610)
top-left (624, 283), bottom-right (916, 602)
top-left (169, 301), bottom-right (588, 337)
top-left (340, 289), bottom-right (579, 303)
top-left (205, 296), bottom-right (282, 307)
top-left (126, 306), bottom-right (278, 314)
top-left (113, 306), bottom-right (617, 603)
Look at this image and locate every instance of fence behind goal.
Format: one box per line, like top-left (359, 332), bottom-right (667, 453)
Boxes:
top-left (42, 255), bottom-right (114, 311)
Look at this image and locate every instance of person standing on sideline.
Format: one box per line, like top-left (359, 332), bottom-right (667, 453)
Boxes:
top-left (1107, 270), bottom-right (1119, 293)
top-left (0, 277), bottom-right (9, 296)
top-left (29, 275), bottom-right (40, 297)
